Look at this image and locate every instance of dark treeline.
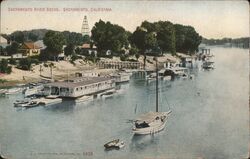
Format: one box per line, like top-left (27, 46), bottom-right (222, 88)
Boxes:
top-left (202, 37), bottom-right (249, 48)
top-left (1, 19), bottom-right (202, 59)
top-left (2, 29), bottom-right (48, 43)
top-left (92, 20), bottom-right (202, 56)
top-left (1, 29), bottom-right (88, 45)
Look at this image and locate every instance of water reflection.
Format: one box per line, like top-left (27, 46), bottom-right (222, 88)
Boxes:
top-left (44, 101), bottom-right (75, 112)
top-left (130, 133), bottom-right (160, 152)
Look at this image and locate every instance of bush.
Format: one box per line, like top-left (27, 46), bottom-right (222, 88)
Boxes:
top-left (0, 59), bottom-right (12, 74)
top-left (0, 79), bottom-right (7, 83)
top-left (127, 59), bottom-right (137, 62)
top-left (6, 66), bottom-right (12, 74)
top-left (70, 54), bottom-right (82, 63)
top-left (19, 58), bottom-right (32, 70)
top-left (120, 54), bottom-right (129, 61)
top-left (39, 50), bottom-right (50, 61)
top-left (31, 58), bottom-right (40, 65)
top-left (9, 58), bottom-right (16, 65)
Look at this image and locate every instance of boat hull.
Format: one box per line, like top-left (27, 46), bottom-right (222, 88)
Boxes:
top-left (132, 119), bottom-right (168, 135)
top-left (132, 111), bottom-right (171, 135)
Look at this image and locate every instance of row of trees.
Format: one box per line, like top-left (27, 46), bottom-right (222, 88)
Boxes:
top-left (2, 19), bottom-right (202, 62)
top-left (91, 20), bottom-right (202, 57)
top-left (2, 29), bottom-right (52, 44)
top-left (91, 20), bottom-right (130, 55)
top-left (40, 30), bottom-right (91, 60)
top-left (202, 37), bottom-right (249, 48)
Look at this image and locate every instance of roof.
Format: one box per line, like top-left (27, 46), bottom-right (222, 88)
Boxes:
top-left (135, 111), bottom-right (167, 123)
top-left (82, 43), bottom-right (91, 49)
top-left (81, 43), bottom-right (97, 49)
top-left (157, 54), bottom-right (180, 63)
top-left (177, 53), bottom-right (192, 58)
top-left (45, 77), bottom-right (113, 88)
top-left (21, 42), bottom-right (40, 49)
top-left (158, 69), bottom-right (166, 74)
top-left (169, 67), bottom-right (188, 71)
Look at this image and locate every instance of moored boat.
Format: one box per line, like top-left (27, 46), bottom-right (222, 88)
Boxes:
top-left (99, 89), bottom-right (116, 99)
top-left (104, 139), bottom-right (125, 150)
top-left (146, 73), bottom-right (157, 82)
top-left (75, 95), bottom-right (94, 103)
top-left (14, 99), bottom-right (30, 107)
top-left (32, 96), bottom-right (62, 106)
top-left (133, 57), bottom-right (172, 135)
top-left (202, 61), bottom-right (214, 70)
top-left (5, 88), bottom-right (22, 95)
top-left (132, 111), bottom-right (172, 135)
top-left (21, 101), bottom-right (39, 108)
top-left (24, 85), bottom-right (44, 97)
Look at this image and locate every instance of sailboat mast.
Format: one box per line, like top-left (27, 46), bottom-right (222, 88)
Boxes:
top-left (156, 57), bottom-right (158, 112)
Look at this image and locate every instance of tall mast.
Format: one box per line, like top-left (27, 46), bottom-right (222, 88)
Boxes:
top-left (156, 57), bottom-right (158, 112)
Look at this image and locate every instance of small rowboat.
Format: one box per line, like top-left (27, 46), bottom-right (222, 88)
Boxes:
top-left (21, 101), bottom-right (39, 108)
top-left (14, 99), bottom-right (30, 107)
top-left (104, 139), bottom-right (125, 150)
top-left (5, 88), bottom-right (22, 95)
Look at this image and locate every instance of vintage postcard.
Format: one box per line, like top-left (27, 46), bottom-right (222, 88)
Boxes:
top-left (0, 0), bottom-right (249, 159)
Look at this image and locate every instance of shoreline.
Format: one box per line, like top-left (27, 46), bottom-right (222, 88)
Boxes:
top-left (0, 54), bottom-right (183, 87)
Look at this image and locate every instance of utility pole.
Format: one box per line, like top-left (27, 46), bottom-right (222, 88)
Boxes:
top-left (39, 65), bottom-right (42, 76)
top-left (50, 63), bottom-right (53, 80)
top-left (155, 56), bottom-right (158, 112)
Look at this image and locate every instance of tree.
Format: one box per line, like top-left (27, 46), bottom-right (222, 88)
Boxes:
top-left (0, 46), bottom-right (4, 55)
top-left (0, 59), bottom-right (12, 74)
top-left (175, 24), bottom-right (202, 54)
top-left (145, 32), bottom-right (157, 51)
top-left (135, 53), bottom-right (140, 61)
top-left (82, 35), bottom-right (91, 44)
top-left (27, 32), bottom-right (38, 41)
top-left (91, 20), bottom-right (129, 55)
top-left (19, 58), bottom-right (32, 70)
top-left (155, 21), bottom-right (176, 54)
top-left (10, 31), bottom-right (24, 43)
top-left (43, 31), bottom-right (66, 59)
top-left (141, 21), bottom-right (156, 33)
top-left (129, 45), bottom-right (139, 55)
top-left (62, 31), bottom-right (84, 45)
top-left (6, 42), bottom-right (19, 55)
top-left (129, 27), bottom-right (147, 53)
top-left (64, 43), bottom-right (75, 56)
top-left (131, 21), bottom-right (176, 54)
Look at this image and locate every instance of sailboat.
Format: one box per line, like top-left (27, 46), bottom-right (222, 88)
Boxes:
top-left (132, 57), bottom-right (172, 135)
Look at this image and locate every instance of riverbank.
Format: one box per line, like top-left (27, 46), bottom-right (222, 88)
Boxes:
top-left (0, 54), bottom-right (182, 87)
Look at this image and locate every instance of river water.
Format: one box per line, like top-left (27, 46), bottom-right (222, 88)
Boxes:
top-left (0, 46), bottom-right (248, 159)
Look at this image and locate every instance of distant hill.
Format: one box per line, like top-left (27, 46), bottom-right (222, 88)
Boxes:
top-left (1, 29), bottom-right (52, 42)
top-left (1, 29), bottom-right (84, 44)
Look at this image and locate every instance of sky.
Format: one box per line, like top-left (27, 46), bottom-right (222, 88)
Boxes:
top-left (0, 0), bottom-right (249, 39)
